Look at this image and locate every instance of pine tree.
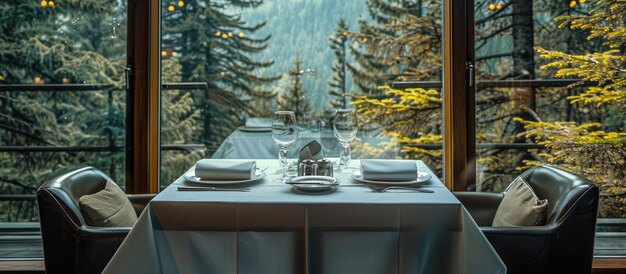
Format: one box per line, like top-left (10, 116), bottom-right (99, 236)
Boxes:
top-left (278, 57), bottom-right (311, 123)
top-left (352, 85), bottom-right (443, 168)
top-left (518, 0), bottom-right (626, 217)
top-left (160, 59), bottom-right (202, 187)
top-left (0, 2), bottom-right (201, 220)
top-left (350, 0), bottom-right (599, 186)
top-left (248, 87), bottom-right (278, 117)
top-left (347, 0), bottom-right (444, 171)
top-left (161, 0), bottom-right (280, 151)
top-left (0, 1), bottom-right (126, 221)
top-left (348, 0), bottom-right (442, 95)
top-left (472, 0), bottom-right (597, 190)
top-left (327, 19), bottom-right (350, 109)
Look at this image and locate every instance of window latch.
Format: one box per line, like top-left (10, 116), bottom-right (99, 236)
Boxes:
top-left (125, 66), bottom-right (133, 92)
top-left (466, 62), bottom-right (475, 87)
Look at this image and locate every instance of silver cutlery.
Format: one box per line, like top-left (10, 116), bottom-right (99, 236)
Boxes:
top-left (286, 181), bottom-right (338, 186)
top-left (255, 167), bottom-right (269, 176)
top-left (369, 186), bottom-right (434, 193)
top-left (177, 186), bottom-right (250, 192)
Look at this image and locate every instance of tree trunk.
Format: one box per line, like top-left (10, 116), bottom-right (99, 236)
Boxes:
top-left (512, 0), bottom-right (536, 109)
top-left (510, 0), bottom-right (537, 168)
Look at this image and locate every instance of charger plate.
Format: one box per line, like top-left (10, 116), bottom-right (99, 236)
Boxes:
top-left (287, 176), bottom-right (339, 192)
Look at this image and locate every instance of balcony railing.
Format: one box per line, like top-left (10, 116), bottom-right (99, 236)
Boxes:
top-left (0, 79), bottom-right (586, 221)
top-left (0, 83), bottom-right (208, 153)
top-left (1, 80), bottom-right (623, 262)
top-left (0, 82), bottom-right (211, 223)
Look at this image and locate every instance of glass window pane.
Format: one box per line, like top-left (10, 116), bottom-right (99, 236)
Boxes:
top-left (473, 0), bottom-right (625, 220)
top-left (159, 0), bottom-right (444, 189)
top-left (0, 1), bottom-right (127, 233)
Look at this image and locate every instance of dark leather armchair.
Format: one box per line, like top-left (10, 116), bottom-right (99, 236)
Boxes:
top-left (37, 166), bottom-right (154, 274)
top-left (455, 165), bottom-right (599, 274)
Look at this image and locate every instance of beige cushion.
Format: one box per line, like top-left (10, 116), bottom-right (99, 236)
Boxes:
top-left (79, 181), bottom-right (137, 227)
top-left (492, 176), bottom-right (549, 227)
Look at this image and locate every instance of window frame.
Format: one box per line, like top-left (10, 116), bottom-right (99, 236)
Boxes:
top-left (127, 0), bottom-right (161, 194)
top-left (137, 0), bottom-right (478, 192)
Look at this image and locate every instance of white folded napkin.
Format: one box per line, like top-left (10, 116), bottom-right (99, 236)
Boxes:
top-left (195, 159), bottom-right (256, 180)
top-left (245, 117), bottom-right (272, 128)
top-left (360, 159), bottom-right (418, 181)
top-left (298, 140), bottom-right (325, 163)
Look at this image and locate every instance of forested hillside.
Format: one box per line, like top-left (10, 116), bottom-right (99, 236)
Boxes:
top-left (231, 0), bottom-right (367, 109)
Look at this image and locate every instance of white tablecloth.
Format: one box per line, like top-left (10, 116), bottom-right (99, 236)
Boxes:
top-left (104, 160), bottom-right (505, 274)
top-left (212, 128), bottom-right (397, 159)
top-left (212, 129), bottom-right (340, 159)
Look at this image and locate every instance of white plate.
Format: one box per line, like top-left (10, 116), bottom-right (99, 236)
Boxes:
top-left (351, 170), bottom-right (432, 185)
top-left (288, 176), bottom-right (338, 192)
top-left (238, 126), bottom-right (272, 132)
top-left (183, 170), bottom-right (266, 185)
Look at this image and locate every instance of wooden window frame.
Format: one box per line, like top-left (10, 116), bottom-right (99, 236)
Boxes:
top-left (126, 0), bottom-right (161, 194)
top-left (443, 0), bottom-right (476, 191)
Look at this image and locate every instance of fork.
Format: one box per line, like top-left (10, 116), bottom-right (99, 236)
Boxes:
top-left (370, 186), bottom-right (434, 193)
top-left (177, 186), bottom-right (251, 192)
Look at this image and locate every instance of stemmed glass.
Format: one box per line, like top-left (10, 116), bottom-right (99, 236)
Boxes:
top-left (272, 111), bottom-right (299, 182)
top-left (333, 109), bottom-right (358, 173)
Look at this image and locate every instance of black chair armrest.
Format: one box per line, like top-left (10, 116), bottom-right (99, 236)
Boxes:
top-left (453, 191), bottom-right (503, 226)
top-left (127, 194), bottom-right (155, 216)
top-left (76, 225), bottom-right (131, 239)
top-left (480, 224), bottom-right (557, 236)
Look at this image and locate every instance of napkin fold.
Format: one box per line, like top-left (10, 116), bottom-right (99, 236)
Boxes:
top-left (298, 140), bottom-right (325, 163)
top-left (245, 117), bottom-right (272, 128)
top-left (360, 159), bottom-right (417, 181)
top-left (195, 159), bottom-right (256, 180)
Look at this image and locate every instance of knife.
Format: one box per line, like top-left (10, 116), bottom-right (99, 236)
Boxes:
top-left (177, 186), bottom-right (250, 192)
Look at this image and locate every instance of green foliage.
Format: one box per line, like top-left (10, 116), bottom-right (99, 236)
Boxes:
top-left (162, 0), bottom-right (280, 150)
top-left (348, 0), bottom-right (442, 95)
top-left (327, 19), bottom-right (350, 109)
top-left (160, 59), bottom-right (203, 185)
top-left (516, 119), bottom-right (626, 217)
top-left (520, 0), bottom-right (626, 217)
top-left (347, 0), bottom-right (444, 174)
top-left (353, 85), bottom-right (442, 168)
top-left (248, 87), bottom-right (278, 117)
top-left (537, 6), bottom-right (626, 111)
top-left (0, 1), bottom-right (126, 222)
top-left (0, 2), bottom-right (202, 221)
top-left (233, 0), bottom-right (368, 106)
top-left (278, 57), bottom-right (311, 123)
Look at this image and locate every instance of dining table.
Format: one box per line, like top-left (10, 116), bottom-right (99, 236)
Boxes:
top-left (211, 127), bottom-right (397, 159)
top-left (103, 159), bottom-right (506, 274)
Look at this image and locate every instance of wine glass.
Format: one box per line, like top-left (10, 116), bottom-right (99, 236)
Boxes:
top-left (272, 111), bottom-right (299, 182)
top-left (333, 109), bottom-right (358, 173)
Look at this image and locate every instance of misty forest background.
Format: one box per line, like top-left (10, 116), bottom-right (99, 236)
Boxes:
top-left (0, 0), bottom-right (625, 221)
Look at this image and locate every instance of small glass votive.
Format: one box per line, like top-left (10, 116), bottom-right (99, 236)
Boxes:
top-left (297, 160), bottom-right (318, 176)
top-left (315, 159), bottom-right (333, 177)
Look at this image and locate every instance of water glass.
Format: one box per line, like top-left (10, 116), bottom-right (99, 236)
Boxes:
top-left (333, 109), bottom-right (358, 173)
top-left (272, 111), bottom-right (298, 182)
